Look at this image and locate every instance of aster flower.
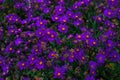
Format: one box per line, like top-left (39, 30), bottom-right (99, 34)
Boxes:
top-left (6, 14), bottom-right (21, 24)
top-left (66, 10), bottom-right (73, 18)
top-left (7, 25), bottom-right (17, 35)
top-left (85, 75), bottom-right (95, 80)
top-left (15, 38), bottom-right (23, 46)
top-left (87, 38), bottom-right (98, 47)
top-left (106, 40), bottom-right (116, 49)
top-left (75, 34), bottom-right (82, 41)
top-left (17, 61), bottom-right (28, 70)
top-left (76, 51), bottom-right (87, 63)
top-left (72, 1), bottom-right (81, 10)
top-left (45, 29), bottom-right (58, 42)
top-left (104, 9), bottom-right (116, 18)
top-left (89, 61), bottom-right (98, 70)
top-left (53, 65), bottom-right (67, 79)
top-left (59, 15), bottom-right (69, 23)
top-left (72, 12), bottom-right (82, 20)
top-left (117, 8), bottom-right (120, 19)
top-left (14, 3), bottom-right (25, 9)
top-left (2, 65), bottom-right (10, 76)
top-left (84, 0), bottom-right (91, 6)
top-left (96, 53), bottom-right (106, 64)
top-left (73, 20), bottom-right (83, 27)
top-left (54, 5), bottom-right (65, 14)
top-left (57, 0), bottom-right (65, 5)
top-left (5, 44), bottom-right (15, 54)
top-left (107, 0), bottom-right (119, 7)
top-left (35, 58), bottom-right (45, 70)
top-left (93, 16), bottom-right (103, 23)
top-left (0, 0), bottom-right (5, 4)
top-left (48, 51), bottom-right (57, 59)
top-left (68, 52), bottom-right (76, 62)
top-left (109, 51), bottom-right (120, 62)
top-left (31, 45), bottom-right (42, 55)
top-left (28, 54), bottom-right (37, 64)
top-left (35, 28), bottom-right (45, 38)
top-left (43, 7), bottom-right (51, 14)
top-left (36, 19), bottom-right (47, 28)
top-left (90, 69), bottom-right (96, 76)
top-left (0, 56), bottom-right (5, 66)
top-left (51, 15), bottom-right (60, 22)
top-left (58, 24), bottom-right (68, 34)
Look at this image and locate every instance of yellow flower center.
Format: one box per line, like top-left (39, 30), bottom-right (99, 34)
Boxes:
top-left (57, 72), bottom-right (61, 76)
top-left (40, 22), bottom-right (43, 25)
top-left (22, 63), bottom-right (25, 66)
top-left (62, 27), bottom-right (65, 31)
top-left (78, 35), bottom-right (81, 38)
top-left (108, 12), bottom-right (111, 15)
top-left (63, 20), bottom-right (66, 22)
top-left (32, 58), bottom-right (34, 60)
top-left (47, 31), bottom-right (51, 35)
top-left (86, 35), bottom-right (89, 38)
top-left (59, 8), bottom-right (62, 11)
top-left (39, 61), bottom-right (43, 65)
top-left (93, 42), bottom-right (96, 45)
top-left (9, 48), bottom-right (13, 51)
top-left (55, 17), bottom-right (58, 20)
top-left (51, 34), bottom-right (54, 38)
top-left (0, 61), bottom-right (2, 64)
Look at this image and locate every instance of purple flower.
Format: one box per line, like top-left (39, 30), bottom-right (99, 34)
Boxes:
top-left (28, 54), bottom-right (37, 64)
top-left (15, 38), bottom-right (23, 46)
top-left (107, 0), bottom-right (119, 7)
top-left (53, 65), bottom-right (67, 79)
top-left (73, 20), bottom-right (83, 27)
top-left (117, 8), bottom-right (120, 19)
top-left (6, 14), bottom-right (21, 24)
top-left (0, 57), bottom-right (5, 67)
top-left (35, 28), bottom-right (45, 38)
top-left (89, 61), bottom-right (98, 70)
top-left (109, 51), bottom-right (120, 62)
top-left (5, 44), bottom-right (15, 54)
top-left (51, 15), bottom-right (60, 22)
top-left (90, 69), bottom-right (96, 76)
top-left (36, 19), bottom-right (47, 28)
top-left (96, 53), bottom-right (106, 64)
top-left (106, 40), bottom-right (116, 49)
top-left (54, 5), bottom-right (65, 14)
top-left (45, 29), bottom-right (58, 42)
top-left (35, 58), bottom-right (45, 70)
top-left (17, 61), bottom-right (28, 70)
top-left (104, 9), bottom-right (116, 18)
top-left (43, 7), bottom-right (51, 14)
top-left (0, 0), bottom-right (5, 4)
top-left (85, 75), bottom-right (95, 80)
top-left (68, 53), bottom-right (76, 62)
top-left (2, 65), bottom-right (10, 76)
top-left (87, 38), bottom-right (98, 47)
top-left (7, 25), bottom-right (17, 35)
top-left (31, 45), bottom-right (42, 55)
top-left (66, 10), bottom-right (73, 18)
top-left (58, 24), bottom-right (68, 34)
top-left (59, 15), bottom-right (69, 23)
top-left (93, 16), bottom-right (103, 23)
top-left (48, 51), bottom-right (57, 59)
top-left (72, 12), bottom-right (82, 20)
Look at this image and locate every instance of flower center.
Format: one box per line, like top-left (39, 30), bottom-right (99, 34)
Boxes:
top-left (22, 63), bottom-right (25, 66)
top-left (40, 22), bottom-right (43, 25)
top-left (57, 72), bottom-right (61, 76)
top-left (39, 61), bottom-right (43, 65)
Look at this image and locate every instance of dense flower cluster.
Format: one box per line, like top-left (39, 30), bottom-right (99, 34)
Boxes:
top-left (0, 0), bottom-right (120, 80)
